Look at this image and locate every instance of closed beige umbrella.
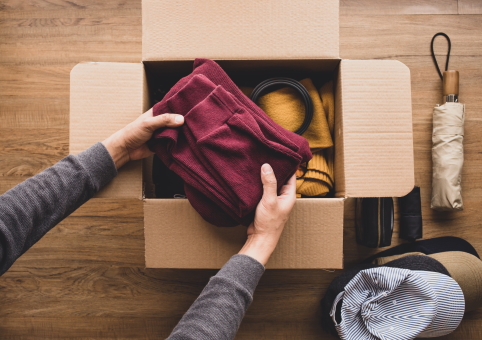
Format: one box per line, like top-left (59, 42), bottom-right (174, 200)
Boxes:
top-left (430, 33), bottom-right (465, 211)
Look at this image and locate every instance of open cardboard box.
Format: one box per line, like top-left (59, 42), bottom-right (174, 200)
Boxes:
top-left (70, 0), bottom-right (414, 269)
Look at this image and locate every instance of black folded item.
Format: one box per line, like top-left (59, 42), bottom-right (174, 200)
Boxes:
top-left (355, 197), bottom-right (394, 248)
top-left (153, 155), bottom-right (186, 198)
top-left (363, 236), bottom-right (480, 264)
top-left (399, 186), bottom-right (423, 241)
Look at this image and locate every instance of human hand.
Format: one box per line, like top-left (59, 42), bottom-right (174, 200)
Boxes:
top-left (238, 164), bottom-right (297, 266)
top-left (102, 108), bottom-right (184, 169)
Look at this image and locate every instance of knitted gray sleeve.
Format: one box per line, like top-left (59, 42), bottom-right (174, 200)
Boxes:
top-left (0, 142), bottom-right (117, 275)
top-left (167, 254), bottom-right (265, 340)
top-left (0, 141), bottom-right (264, 340)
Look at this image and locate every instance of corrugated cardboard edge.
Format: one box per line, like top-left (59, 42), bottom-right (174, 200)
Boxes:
top-left (144, 198), bottom-right (344, 269)
top-left (70, 62), bottom-right (146, 199)
top-left (142, 0), bottom-right (339, 61)
top-left (338, 60), bottom-right (415, 198)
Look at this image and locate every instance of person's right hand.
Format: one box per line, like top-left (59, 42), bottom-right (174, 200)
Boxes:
top-left (238, 163), bottom-right (297, 265)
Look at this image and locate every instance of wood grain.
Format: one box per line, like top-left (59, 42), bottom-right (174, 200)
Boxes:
top-left (340, 0), bottom-right (458, 15)
top-left (1, 0), bottom-right (482, 339)
top-left (458, 0), bottom-right (482, 14)
top-left (340, 14), bottom-right (482, 59)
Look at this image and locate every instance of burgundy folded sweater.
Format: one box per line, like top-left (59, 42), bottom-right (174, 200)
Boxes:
top-left (150, 59), bottom-right (311, 227)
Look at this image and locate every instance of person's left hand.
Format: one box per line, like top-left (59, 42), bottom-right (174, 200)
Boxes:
top-left (102, 108), bottom-right (184, 169)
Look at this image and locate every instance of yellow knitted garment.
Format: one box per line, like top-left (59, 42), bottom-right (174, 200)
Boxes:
top-left (241, 79), bottom-right (335, 197)
top-left (256, 78), bottom-right (333, 151)
top-left (295, 152), bottom-right (333, 196)
top-left (320, 81), bottom-right (335, 190)
top-left (299, 80), bottom-right (335, 196)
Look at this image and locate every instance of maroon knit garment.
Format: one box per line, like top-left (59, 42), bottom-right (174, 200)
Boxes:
top-left (150, 59), bottom-right (312, 227)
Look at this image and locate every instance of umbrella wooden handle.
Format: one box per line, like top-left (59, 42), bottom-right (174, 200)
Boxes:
top-left (443, 70), bottom-right (459, 96)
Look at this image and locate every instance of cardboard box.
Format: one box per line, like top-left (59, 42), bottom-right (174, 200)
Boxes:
top-left (70, 0), bottom-right (414, 269)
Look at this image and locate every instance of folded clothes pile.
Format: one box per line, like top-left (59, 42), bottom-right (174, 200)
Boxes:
top-left (321, 237), bottom-right (482, 339)
top-left (149, 59), bottom-right (312, 227)
top-left (243, 78), bottom-right (335, 197)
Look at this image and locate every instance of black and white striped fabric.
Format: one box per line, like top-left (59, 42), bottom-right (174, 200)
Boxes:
top-left (330, 267), bottom-right (465, 340)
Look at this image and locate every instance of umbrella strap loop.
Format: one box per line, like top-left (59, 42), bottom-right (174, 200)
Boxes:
top-left (431, 32), bottom-right (451, 80)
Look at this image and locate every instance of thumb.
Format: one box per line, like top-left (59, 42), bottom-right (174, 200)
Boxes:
top-left (147, 113), bottom-right (184, 131)
top-left (260, 164), bottom-right (277, 206)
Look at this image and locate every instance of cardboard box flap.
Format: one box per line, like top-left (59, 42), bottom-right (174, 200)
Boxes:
top-left (70, 62), bottom-right (147, 199)
top-left (144, 198), bottom-right (344, 269)
top-left (336, 60), bottom-right (414, 198)
top-left (142, 0), bottom-right (339, 61)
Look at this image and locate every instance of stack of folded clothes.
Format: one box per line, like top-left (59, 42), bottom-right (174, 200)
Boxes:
top-left (149, 59), bottom-right (312, 228)
top-left (242, 78), bottom-right (335, 197)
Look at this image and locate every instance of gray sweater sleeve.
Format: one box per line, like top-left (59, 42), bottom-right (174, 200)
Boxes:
top-left (167, 254), bottom-right (265, 340)
top-left (0, 142), bottom-right (117, 275)
top-left (1, 141), bottom-right (264, 340)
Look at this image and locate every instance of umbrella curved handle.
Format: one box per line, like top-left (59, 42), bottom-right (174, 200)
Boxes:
top-left (431, 32), bottom-right (451, 80)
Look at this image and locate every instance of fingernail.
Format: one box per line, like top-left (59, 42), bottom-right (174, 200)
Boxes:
top-left (262, 163), bottom-right (272, 174)
top-left (175, 115), bottom-right (184, 124)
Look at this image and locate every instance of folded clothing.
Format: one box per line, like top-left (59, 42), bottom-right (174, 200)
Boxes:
top-left (256, 78), bottom-right (333, 151)
top-left (149, 59), bottom-right (312, 227)
top-left (319, 81), bottom-right (335, 193)
top-left (296, 151), bottom-right (332, 197)
top-left (152, 155), bottom-right (185, 198)
top-left (257, 78), bottom-right (334, 197)
top-left (244, 78), bottom-right (336, 197)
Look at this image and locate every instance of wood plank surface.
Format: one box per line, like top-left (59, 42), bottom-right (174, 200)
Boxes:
top-left (340, 0), bottom-right (458, 15)
top-left (1, 1), bottom-right (482, 339)
top-left (458, 0), bottom-right (482, 14)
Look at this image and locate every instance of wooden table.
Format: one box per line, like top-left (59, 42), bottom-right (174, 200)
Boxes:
top-left (1, 1), bottom-right (481, 338)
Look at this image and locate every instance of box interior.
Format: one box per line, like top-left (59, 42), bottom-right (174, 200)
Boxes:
top-left (142, 58), bottom-right (341, 199)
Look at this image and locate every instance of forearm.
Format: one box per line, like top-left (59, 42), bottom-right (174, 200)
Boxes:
top-left (238, 234), bottom-right (279, 266)
top-left (167, 255), bottom-right (265, 340)
top-left (0, 142), bottom-right (117, 275)
top-left (103, 130), bottom-right (131, 169)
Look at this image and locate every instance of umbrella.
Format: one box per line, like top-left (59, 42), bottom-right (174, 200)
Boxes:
top-left (430, 33), bottom-right (465, 211)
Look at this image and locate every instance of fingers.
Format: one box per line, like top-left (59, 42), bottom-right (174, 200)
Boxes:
top-left (145, 113), bottom-right (184, 131)
top-left (278, 174), bottom-right (296, 212)
top-left (279, 174), bottom-right (296, 197)
top-left (260, 164), bottom-right (277, 207)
